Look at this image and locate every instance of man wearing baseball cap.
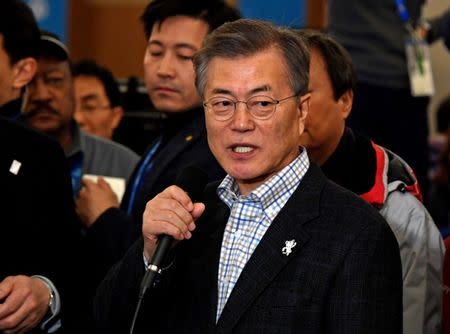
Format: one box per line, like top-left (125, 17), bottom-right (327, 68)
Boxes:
top-left (24, 31), bottom-right (139, 198)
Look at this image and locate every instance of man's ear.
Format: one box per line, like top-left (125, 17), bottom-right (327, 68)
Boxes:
top-left (111, 106), bottom-right (124, 130)
top-left (338, 89), bottom-right (353, 120)
top-left (297, 92), bottom-right (310, 136)
top-left (12, 57), bottom-right (37, 89)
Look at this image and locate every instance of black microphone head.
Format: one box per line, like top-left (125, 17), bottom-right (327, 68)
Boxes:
top-left (175, 166), bottom-right (208, 201)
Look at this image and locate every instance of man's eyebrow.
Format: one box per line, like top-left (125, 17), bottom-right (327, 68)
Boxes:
top-left (249, 85), bottom-right (271, 95)
top-left (44, 68), bottom-right (65, 75)
top-left (148, 40), bottom-right (163, 47)
top-left (174, 43), bottom-right (198, 52)
top-left (211, 88), bottom-right (232, 95)
top-left (148, 40), bottom-right (197, 52)
top-left (80, 94), bottom-right (100, 102)
top-left (209, 85), bottom-right (272, 97)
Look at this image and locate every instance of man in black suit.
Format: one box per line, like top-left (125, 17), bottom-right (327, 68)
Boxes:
top-left (75, 0), bottom-right (240, 290)
top-left (0, 1), bottom-right (80, 332)
top-left (94, 19), bottom-right (403, 333)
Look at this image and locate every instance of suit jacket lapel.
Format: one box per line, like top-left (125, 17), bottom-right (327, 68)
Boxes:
top-left (215, 163), bottom-right (325, 333)
top-left (128, 113), bottom-right (207, 215)
top-left (186, 185), bottom-right (230, 332)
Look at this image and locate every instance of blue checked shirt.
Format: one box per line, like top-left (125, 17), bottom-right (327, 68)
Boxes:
top-left (216, 149), bottom-right (310, 321)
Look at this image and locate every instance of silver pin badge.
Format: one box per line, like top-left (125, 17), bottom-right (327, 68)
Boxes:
top-left (282, 239), bottom-right (297, 256)
top-left (9, 160), bottom-right (22, 175)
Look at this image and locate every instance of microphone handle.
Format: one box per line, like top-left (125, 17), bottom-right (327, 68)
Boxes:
top-left (139, 235), bottom-right (172, 297)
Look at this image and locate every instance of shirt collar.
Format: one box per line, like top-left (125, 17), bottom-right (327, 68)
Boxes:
top-left (66, 121), bottom-right (82, 159)
top-left (217, 148), bottom-right (310, 220)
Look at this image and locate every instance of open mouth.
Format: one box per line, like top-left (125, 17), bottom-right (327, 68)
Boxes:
top-left (232, 146), bottom-right (254, 153)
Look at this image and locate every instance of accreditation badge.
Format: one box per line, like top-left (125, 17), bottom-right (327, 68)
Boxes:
top-left (405, 38), bottom-right (435, 97)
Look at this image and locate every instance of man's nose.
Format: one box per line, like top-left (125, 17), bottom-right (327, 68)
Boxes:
top-left (73, 107), bottom-right (86, 126)
top-left (156, 53), bottom-right (176, 78)
top-left (29, 78), bottom-right (52, 102)
top-left (230, 102), bottom-right (255, 132)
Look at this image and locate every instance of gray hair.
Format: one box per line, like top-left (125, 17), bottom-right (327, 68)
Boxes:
top-left (193, 19), bottom-right (309, 98)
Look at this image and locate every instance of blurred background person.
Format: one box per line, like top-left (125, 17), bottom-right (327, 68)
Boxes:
top-left (298, 29), bottom-right (444, 334)
top-left (325, 0), bottom-right (450, 201)
top-left (428, 95), bottom-right (450, 231)
top-left (0, 1), bottom-right (81, 332)
top-left (24, 32), bottom-right (139, 197)
top-left (72, 59), bottom-right (124, 141)
top-left (429, 95), bottom-right (450, 181)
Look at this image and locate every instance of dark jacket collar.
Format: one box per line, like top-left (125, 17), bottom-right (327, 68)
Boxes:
top-left (321, 127), bottom-right (376, 195)
top-left (0, 98), bottom-right (23, 120)
top-left (161, 106), bottom-right (203, 143)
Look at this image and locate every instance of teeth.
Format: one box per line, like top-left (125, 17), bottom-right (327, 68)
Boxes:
top-left (233, 146), bottom-right (253, 153)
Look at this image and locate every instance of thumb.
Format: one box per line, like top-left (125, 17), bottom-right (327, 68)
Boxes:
top-left (191, 202), bottom-right (205, 221)
top-left (97, 177), bottom-right (112, 190)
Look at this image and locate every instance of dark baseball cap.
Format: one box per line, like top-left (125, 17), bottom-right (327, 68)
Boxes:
top-left (39, 30), bottom-right (69, 60)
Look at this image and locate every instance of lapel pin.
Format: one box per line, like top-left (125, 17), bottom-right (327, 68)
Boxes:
top-left (282, 239), bottom-right (297, 256)
top-left (185, 135), bottom-right (193, 142)
top-left (9, 160), bottom-right (22, 175)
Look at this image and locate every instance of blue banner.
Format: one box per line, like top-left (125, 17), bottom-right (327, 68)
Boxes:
top-left (240, 0), bottom-right (305, 28)
top-left (25, 0), bottom-right (67, 42)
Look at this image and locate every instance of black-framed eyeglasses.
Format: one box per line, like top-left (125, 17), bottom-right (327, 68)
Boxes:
top-left (203, 94), bottom-right (299, 121)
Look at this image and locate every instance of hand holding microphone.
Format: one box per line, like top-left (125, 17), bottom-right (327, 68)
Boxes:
top-left (140, 167), bottom-right (207, 295)
top-left (131, 168), bottom-right (206, 334)
top-left (142, 185), bottom-right (205, 260)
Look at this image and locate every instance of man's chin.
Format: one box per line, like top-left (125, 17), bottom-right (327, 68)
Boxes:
top-left (28, 118), bottom-right (60, 135)
top-left (152, 98), bottom-right (200, 114)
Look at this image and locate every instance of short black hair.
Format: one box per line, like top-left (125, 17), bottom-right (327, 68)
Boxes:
top-left (140, 0), bottom-right (241, 39)
top-left (436, 96), bottom-right (450, 133)
top-left (72, 59), bottom-right (121, 108)
top-left (298, 29), bottom-right (356, 100)
top-left (0, 0), bottom-right (40, 64)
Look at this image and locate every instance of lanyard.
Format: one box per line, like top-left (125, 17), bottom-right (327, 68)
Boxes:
top-left (70, 152), bottom-right (84, 197)
top-left (394, 0), bottom-right (421, 37)
top-left (126, 135), bottom-right (163, 215)
top-left (395, 0), bottom-right (410, 23)
top-left (395, 0), bottom-right (427, 75)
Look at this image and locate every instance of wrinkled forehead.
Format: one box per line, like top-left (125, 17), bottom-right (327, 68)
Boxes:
top-left (204, 49), bottom-right (291, 92)
top-left (149, 16), bottom-right (209, 49)
top-left (74, 75), bottom-right (108, 96)
top-left (36, 56), bottom-right (70, 74)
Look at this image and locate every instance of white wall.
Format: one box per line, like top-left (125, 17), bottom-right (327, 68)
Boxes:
top-left (424, 0), bottom-right (450, 133)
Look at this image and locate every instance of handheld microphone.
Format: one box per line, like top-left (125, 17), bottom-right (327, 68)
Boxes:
top-left (139, 166), bottom-right (208, 297)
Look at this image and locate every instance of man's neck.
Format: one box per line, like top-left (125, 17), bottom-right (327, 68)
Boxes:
top-left (59, 130), bottom-right (73, 153)
top-left (46, 125), bottom-right (73, 154)
top-left (309, 127), bottom-right (345, 167)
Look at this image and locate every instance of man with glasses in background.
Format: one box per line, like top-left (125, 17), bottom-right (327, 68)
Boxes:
top-left (73, 59), bottom-right (124, 141)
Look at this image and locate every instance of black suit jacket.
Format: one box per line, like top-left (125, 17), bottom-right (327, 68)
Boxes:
top-left (94, 163), bottom-right (403, 334)
top-left (0, 117), bottom-right (81, 332)
top-left (83, 112), bottom-right (225, 304)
